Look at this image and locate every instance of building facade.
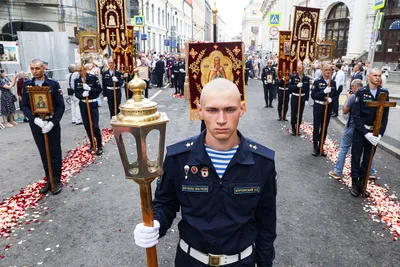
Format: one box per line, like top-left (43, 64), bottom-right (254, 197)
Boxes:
top-left (204, 0), bottom-right (212, 42)
top-left (242, 0), bottom-right (263, 52)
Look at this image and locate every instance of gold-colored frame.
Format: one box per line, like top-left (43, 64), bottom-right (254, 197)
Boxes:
top-left (316, 39), bottom-right (335, 62)
top-left (27, 86), bottom-right (54, 116)
top-left (78, 29), bottom-right (101, 54)
top-left (137, 66), bottom-right (149, 80)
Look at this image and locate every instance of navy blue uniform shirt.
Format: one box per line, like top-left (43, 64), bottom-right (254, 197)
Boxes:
top-left (261, 67), bottom-right (277, 86)
top-left (101, 69), bottom-right (123, 95)
top-left (22, 76), bottom-right (65, 133)
top-left (153, 130), bottom-right (277, 266)
top-left (311, 76), bottom-right (338, 103)
top-left (352, 85), bottom-right (390, 136)
top-left (74, 74), bottom-right (102, 100)
top-left (288, 74), bottom-right (310, 101)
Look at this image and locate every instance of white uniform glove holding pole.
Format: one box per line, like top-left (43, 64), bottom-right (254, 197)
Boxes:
top-left (112, 76), bottom-right (118, 82)
top-left (297, 82), bottom-right (303, 88)
top-left (133, 220), bottom-right (160, 248)
top-left (179, 69), bottom-right (185, 73)
top-left (42, 122), bottom-right (54, 134)
top-left (103, 97), bottom-right (108, 102)
top-left (365, 133), bottom-right (380, 146)
top-left (34, 118), bottom-right (47, 128)
top-left (83, 84), bottom-right (91, 91)
top-left (82, 91), bottom-right (89, 97)
top-left (323, 87), bottom-right (331, 94)
top-left (327, 97), bottom-right (332, 103)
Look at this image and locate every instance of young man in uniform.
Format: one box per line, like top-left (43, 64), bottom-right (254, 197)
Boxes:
top-left (288, 64), bottom-right (310, 135)
top-left (102, 58), bottom-right (124, 118)
top-left (74, 63), bottom-right (103, 155)
top-left (261, 60), bottom-right (277, 108)
top-left (276, 74), bottom-right (290, 121)
top-left (350, 68), bottom-right (390, 198)
top-left (133, 78), bottom-right (277, 267)
top-left (22, 59), bottom-right (65, 195)
top-left (177, 55), bottom-right (186, 97)
top-left (311, 63), bottom-right (338, 156)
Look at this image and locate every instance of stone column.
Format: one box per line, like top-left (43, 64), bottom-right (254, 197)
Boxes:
top-left (346, 0), bottom-right (368, 58)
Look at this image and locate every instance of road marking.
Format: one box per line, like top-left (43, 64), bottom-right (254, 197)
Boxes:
top-left (150, 89), bottom-right (163, 100)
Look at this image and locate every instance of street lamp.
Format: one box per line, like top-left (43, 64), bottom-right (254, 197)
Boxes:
top-left (110, 57), bottom-right (169, 267)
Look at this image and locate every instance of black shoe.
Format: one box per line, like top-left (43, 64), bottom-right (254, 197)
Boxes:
top-left (350, 178), bottom-right (360, 197)
top-left (88, 147), bottom-right (94, 153)
top-left (291, 131), bottom-right (302, 136)
top-left (269, 104), bottom-right (274, 108)
top-left (75, 122), bottom-right (83, 125)
top-left (39, 183), bottom-right (51, 194)
top-left (277, 118), bottom-right (282, 121)
top-left (52, 183), bottom-right (62, 195)
top-left (265, 105), bottom-right (269, 108)
top-left (283, 118), bottom-right (288, 121)
top-left (312, 148), bottom-right (319, 156)
top-left (358, 182), bottom-right (370, 197)
top-left (321, 151), bottom-right (327, 157)
top-left (23, 118), bottom-right (29, 122)
top-left (96, 147), bottom-right (103, 155)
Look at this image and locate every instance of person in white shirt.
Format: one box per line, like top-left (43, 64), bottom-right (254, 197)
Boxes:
top-left (381, 62), bottom-right (391, 78)
top-left (331, 63), bottom-right (345, 117)
top-left (67, 64), bottom-right (82, 125)
top-left (341, 62), bottom-right (349, 83)
top-left (314, 63), bottom-right (322, 80)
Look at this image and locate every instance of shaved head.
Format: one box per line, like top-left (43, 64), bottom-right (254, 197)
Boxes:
top-left (200, 78), bottom-right (241, 105)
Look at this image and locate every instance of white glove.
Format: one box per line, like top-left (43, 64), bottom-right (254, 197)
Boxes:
top-left (133, 220), bottom-right (160, 248)
top-left (103, 97), bottom-right (108, 102)
top-left (323, 87), bottom-right (331, 94)
top-left (375, 134), bottom-right (382, 145)
top-left (179, 69), bottom-right (185, 73)
top-left (82, 91), bottom-right (89, 97)
top-left (112, 76), bottom-right (118, 82)
top-left (264, 80), bottom-right (267, 85)
top-left (83, 84), bottom-right (91, 91)
top-left (327, 97), bottom-right (332, 103)
top-left (305, 101), bottom-right (309, 106)
top-left (365, 133), bottom-right (380, 146)
top-left (124, 73), bottom-right (129, 78)
top-left (297, 82), bottom-right (303, 88)
top-left (42, 121), bottom-right (54, 134)
top-left (171, 74), bottom-right (174, 78)
top-left (34, 118), bottom-right (46, 128)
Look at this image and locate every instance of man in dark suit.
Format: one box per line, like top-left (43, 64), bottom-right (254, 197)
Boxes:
top-left (155, 55), bottom-right (165, 88)
top-left (350, 64), bottom-right (363, 90)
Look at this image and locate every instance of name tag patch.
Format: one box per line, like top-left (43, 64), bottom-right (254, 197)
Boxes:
top-left (182, 185), bottom-right (209, 193)
top-left (234, 186), bottom-right (261, 195)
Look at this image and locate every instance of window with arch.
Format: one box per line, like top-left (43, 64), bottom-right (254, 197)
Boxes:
top-left (158, 8), bottom-right (160, 26)
top-left (325, 3), bottom-right (350, 58)
top-left (151, 4), bottom-right (154, 24)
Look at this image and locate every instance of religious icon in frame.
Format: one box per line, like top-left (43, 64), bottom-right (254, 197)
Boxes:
top-left (138, 66), bottom-right (149, 80)
top-left (316, 40), bottom-right (335, 62)
top-left (78, 30), bottom-right (100, 54)
top-left (27, 86), bottom-right (54, 115)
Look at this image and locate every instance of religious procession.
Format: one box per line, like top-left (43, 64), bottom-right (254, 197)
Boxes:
top-left (0, 0), bottom-right (399, 266)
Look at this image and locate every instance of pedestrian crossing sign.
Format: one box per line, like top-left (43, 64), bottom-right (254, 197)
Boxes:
top-left (268, 12), bottom-right (281, 26)
top-left (133, 16), bottom-right (145, 27)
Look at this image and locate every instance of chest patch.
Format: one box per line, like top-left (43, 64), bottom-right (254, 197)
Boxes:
top-left (234, 186), bottom-right (261, 195)
top-left (182, 184), bottom-right (209, 193)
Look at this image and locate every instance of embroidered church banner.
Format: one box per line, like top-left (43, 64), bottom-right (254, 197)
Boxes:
top-left (289, 6), bottom-right (320, 64)
top-left (113, 25), bottom-right (135, 75)
top-left (278, 31), bottom-right (298, 80)
top-left (187, 42), bottom-right (245, 120)
top-left (97, 0), bottom-right (128, 52)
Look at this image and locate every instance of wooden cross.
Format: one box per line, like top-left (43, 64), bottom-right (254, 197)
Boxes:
top-left (362, 92), bottom-right (397, 196)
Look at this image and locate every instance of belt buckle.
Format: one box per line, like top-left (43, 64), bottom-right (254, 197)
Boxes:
top-left (208, 254), bottom-right (222, 266)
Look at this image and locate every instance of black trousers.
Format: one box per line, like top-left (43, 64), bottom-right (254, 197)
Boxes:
top-left (157, 73), bottom-right (164, 88)
top-left (351, 129), bottom-right (374, 180)
top-left (332, 85), bottom-right (343, 115)
top-left (245, 71), bottom-right (249, 85)
top-left (175, 245), bottom-right (255, 267)
top-left (79, 101), bottom-right (102, 149)
top-left (125, 84), bottom-right (133, 100)
top-left (174, 74), bottom-right (180, 93)
top-left (106, 88), bottom-right (121, 118)
top-left (178, 74), bottom-right (185, 95)
top-left (277, 89), bottom-right (290, 119)
top-left (291, 96), bottom-right (306, 132)
top-left (263, 85), bottom-right (274, 105)
top-left (31, 123), bottom-right (62, 184)
top-left (312, 103), bottom-right (333, 149)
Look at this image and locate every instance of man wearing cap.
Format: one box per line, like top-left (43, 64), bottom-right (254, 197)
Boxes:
top-left (133, 78), bottom-right (277, 267)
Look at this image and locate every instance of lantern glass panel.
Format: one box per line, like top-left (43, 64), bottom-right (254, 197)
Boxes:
top-left (121, 131), bottom-right (139, 175)
top-left (146, 129), bottom-right (160, 173)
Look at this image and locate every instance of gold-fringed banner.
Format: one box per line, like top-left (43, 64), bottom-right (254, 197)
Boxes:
top-left (289, 6), bottom-right (320, 63)
top-left (278, 30), bottom-right (298, 79)
top-left (97, 0), bottom-right (128, 52)
top-left (187, 42), bottom-right (245, 120)
top-left (113, 25), bottom-right (135, 75)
